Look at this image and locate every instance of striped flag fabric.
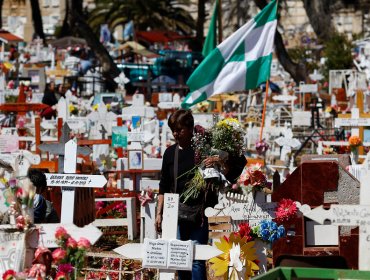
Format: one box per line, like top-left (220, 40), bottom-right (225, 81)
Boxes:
top-left (182, 0), bottom-right (277, 109)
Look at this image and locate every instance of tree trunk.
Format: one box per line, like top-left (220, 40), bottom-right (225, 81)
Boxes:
top-left (30, 0), bottom-right (45, 42)
top-left (254, 0), bottom-right (307, 83)
top-left (302, 0), bottom-right (333, 42)
top-left (196, 0), bottom-right (206, 46)
top-left (0, 0), bottom-right (3, 29)
top-left (275, 31), bottom-right (307, 83)
top-left (60, 0), bottom-right (71, 37)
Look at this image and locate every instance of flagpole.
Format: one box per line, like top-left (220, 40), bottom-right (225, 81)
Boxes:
top-left (217, 0), bottom-right (223, 42)
top-left (259, 80), bottom-right (269, 141)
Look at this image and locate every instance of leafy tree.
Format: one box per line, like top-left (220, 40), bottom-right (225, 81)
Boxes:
top-left (87, 0), bottom-right (196, 36)
top-left (323, 33), bottom-right (353, 76)
top-left (60, 0), bottom-right (119, 89)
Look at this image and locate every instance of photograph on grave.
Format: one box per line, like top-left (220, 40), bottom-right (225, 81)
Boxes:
top-left (128, 150), bottom-right (143, 170)
top-left (132, 116), bottom-right (142, 129)
top-left (112, 126), bottom-right (128, 148)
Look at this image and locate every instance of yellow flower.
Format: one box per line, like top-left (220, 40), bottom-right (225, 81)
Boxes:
top-left (210, 233), bottom-right (259, 280)
top-left (68, 104), bottom-right (76, 113)
top-left (92, 104), bottom-right (99, 111)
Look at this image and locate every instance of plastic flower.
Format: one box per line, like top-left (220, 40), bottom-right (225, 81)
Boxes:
top-left (55, 227), bottom-right (70, 241)
top-left (28, 264), bottom-right (46, 278)
top-left (16, 215), bottom-right (26, 230)
top-left (66, 237), bottom-right (78, 249)
top-left (238, 223), bottom-right (253, 242)
top-left (52, 248), bottom-right (67, 263)
top-left (255, 139), bottom-right (269, 155)
top-left (210, 232), bottom-right (259, 279)
top-left (77, 237), bottom-right (91, 249)
top-left (349, 135), bottom-right (362, 147)
top-left (2, 269), bottom-right (16, 280)
top-left (58, 263), bottom-right (74, 274)
top-left (256, 220), bottom-right (285, 243)
top-left (55, 271), bottom-right (69, 280)
top-left (275, 199), bottom-right (298, 223)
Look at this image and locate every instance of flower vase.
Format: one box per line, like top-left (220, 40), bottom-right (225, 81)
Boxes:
top-left (351, 147), bottom-right (359, 164)
top-left (254, 239), bottom-right (269, 274)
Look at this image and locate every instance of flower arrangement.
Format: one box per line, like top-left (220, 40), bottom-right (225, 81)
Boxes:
top-left (210, 231), bottom-right (259, 280)
top-left (210, 219), bottom-right (287, 280)
top-left (349, 135), bottom-right (362, 150)
top-left (96, 200), bottom-right (127, 219)
top-left (181, 118), bottom-right (246, 202)
top-left (0, 176), bottom-right (35, 229)
top-left (274, 198), bottom-right (298, 223)
top-left (52, 226), bottom-right (91, 279)
top-left (255, 139), bottom-right (269, 156)
top-left (211, 118), bottom-right (245, 157)
top-left (233, 164), bottom-right (271, 194)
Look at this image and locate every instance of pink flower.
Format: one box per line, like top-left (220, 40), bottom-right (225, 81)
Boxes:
top-left (95, 201), bottom-right (105, 210)
top-left (52, 248), bottom-right (67, 263)
top-left (15, 187), bottom-right (23, 198)
top-left (275, 198), bottom-right (298, 223)
top-left (28, 264), bottom-right (46, 278)
top-left (77, 237), bottom-right (91, 249)
top-left (55, 271), bottom-right (69, 280)
top-left (55, 227), bottom-right (70, 240)
top-left (66, 237), bottom-right (77, 249)
top-left (58, 263), bottom-right (74, 274)
top-left (2, 269), bottom-right (16, 280)
top-left (16, 215), bottom-right (26, 230)
top-left (231, 184), bottom-right (239, 190)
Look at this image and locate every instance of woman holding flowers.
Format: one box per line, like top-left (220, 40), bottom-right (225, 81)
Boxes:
top-left (155, 109), bottom-right (246, 280)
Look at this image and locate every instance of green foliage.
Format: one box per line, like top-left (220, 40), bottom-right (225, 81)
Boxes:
top-left (86, 0), bottom-right (196, 37)
top-left (323, 33), bottom-right (353, 75)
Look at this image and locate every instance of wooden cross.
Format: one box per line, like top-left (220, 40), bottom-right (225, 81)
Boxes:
top-left (337, 91), bottom-right (370, 155)
top-left (38, 123), bottom-right (93, 223)
top-left (99, 124), bottom-right (108, 140)
top-left (0, 85), bottom-right (48, 117)
top-left (114, 194), bottom-right (222, 280)
top-left (274, 128), bottom-right (301, 161)
top-left (304, 153), bottom-right (370, 270)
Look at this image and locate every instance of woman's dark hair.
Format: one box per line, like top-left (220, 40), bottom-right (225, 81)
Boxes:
top-left (168, 109), bottom-right (194, 132)
top-left (27, 169), bottom-right (47, 194)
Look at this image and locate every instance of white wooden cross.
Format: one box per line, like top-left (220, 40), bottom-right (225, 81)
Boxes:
top-left (304, 153), bottom-right (370, 270)
top-left (274, 127), bottom-right (301, 161)
top-left (87, 104), bottom-right (117, 161)
top-left (114, 194), bottom-right (222, 280)
top-left (39, 123), bottom-right (105, 223)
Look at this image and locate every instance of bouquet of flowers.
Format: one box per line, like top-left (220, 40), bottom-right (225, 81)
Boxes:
top-left (181, 118), bottom-right (246, 203)
top-left (52, 227), bottom-right (91, 279)
top-left (349, 135), bottom-right (362, 150)
top-left (210, 219), bottom-right (286, 280)
top-left (233, 164), bottom-right (271, 194)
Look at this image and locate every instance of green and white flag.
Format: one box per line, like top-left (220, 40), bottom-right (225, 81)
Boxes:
top-left (182, 0), bottom-right (277, 109)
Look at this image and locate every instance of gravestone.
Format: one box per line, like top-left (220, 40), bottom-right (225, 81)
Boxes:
top-left (272, 160), bottom-right (360, 268)
top-left (304, 154), bottom-right (370, 269)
